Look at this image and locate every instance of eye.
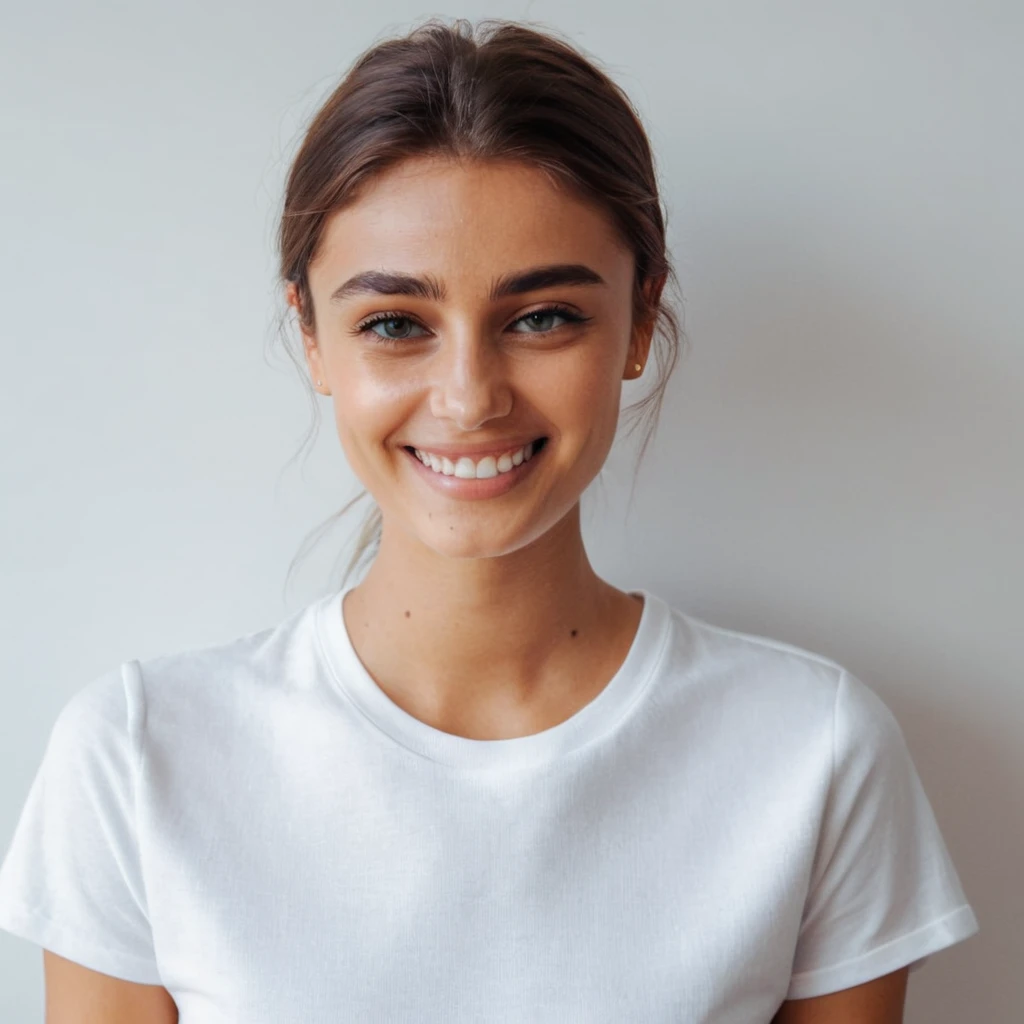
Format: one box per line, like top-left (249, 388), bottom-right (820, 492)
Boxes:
top-left (356, 314), bottom-right (429, 341)
top-left (510, 306), bottom-right (587, 333)
top-left (351, 304), bottom-right (590, 345)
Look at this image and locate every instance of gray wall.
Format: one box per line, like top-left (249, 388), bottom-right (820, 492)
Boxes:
top-left (1, 1), bottom-right (1019, 1019)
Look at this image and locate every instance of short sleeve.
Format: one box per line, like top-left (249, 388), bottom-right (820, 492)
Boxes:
top-left (786, 669), bottom-right (979, 999)
top-left (0, 663), bottom-right (163, 984)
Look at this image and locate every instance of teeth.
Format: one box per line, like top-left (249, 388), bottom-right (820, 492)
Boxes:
top-left (413, 441), bottom-right (540, 479)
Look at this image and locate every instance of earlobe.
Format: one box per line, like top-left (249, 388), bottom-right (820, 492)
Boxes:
top-left (623, 357), bottom-right (645, 381)
top-left (290, 286), bottom-right (325, 390)
top-left (306, 350), bottom-right (328, 394)
top-left (625, 319), bottom-right (656, 380)
top-left (634, 275), bottom-right (665, 374)
top-left (300, 330), bottom-right (327, 393)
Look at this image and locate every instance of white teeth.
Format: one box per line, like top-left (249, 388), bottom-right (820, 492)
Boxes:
top-left (412, 441), bottom-right (542, 479)
top-left (475, 456), bottom-right (498, 479)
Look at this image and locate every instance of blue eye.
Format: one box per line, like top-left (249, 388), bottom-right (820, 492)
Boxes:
top-left (352, 304), bottom-right (589, 345)
top-left (364, 316), bottom-right (428, 341)
top-left (511, 309), bottom-right (573, 333)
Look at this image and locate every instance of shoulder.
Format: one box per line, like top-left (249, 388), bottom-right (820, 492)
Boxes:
top-left (655, 596), bottom-right (846, 708)
top-left (663, 599), bottom-right (925, 804)
top-left (54, 663), bottom-right (132, 732)
top-left (665, 599), bottom-right (838, 669)
top-left (49, 597), bottom-right (319, 761)
top-left (651, 596), bottom-right (905, 761)
top-left (45, 664), bottom-right (139, 774)
top-left (128, 597), bottom-right (320, 715)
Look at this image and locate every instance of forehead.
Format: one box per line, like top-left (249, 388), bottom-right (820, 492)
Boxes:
top-left (310, 155), bottom-right (633, 288)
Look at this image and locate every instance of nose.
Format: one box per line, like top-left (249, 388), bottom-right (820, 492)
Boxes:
top-left (428, 326), bottom-right (514, 431)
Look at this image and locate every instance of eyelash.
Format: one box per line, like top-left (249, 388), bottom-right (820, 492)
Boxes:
top-left (350, 304), bottom-right (590, 345)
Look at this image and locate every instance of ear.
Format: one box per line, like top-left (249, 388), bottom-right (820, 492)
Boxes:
top-left (286, 282), bottom-right (328, 394)
top-left (624, 272), bottom-right (667, 381)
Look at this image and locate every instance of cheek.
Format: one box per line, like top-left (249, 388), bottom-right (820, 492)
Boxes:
top-left (546, 349), bottom-right (625, 430)
top-left (565, 358), bottom-right (629, 462)
top-left (329, 373), bottom-right (410, 458)
top-left (531, 325), bottom-right (623, 391)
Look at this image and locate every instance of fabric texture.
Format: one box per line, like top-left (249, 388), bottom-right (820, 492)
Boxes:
top-left (0, 583), bottom-right (979, 1020)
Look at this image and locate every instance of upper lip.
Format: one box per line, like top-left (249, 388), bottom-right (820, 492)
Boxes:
top-left (403, 436), bottom-right (546, 460)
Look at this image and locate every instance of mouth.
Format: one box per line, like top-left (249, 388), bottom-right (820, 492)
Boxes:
top-left (401, 436), bottom-right (549, 500)
top-left (402, 436), bottom-right (547, 464)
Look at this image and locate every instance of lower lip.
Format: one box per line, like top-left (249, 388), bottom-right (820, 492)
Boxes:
top-left (402, 440), bottom-right (547, 500)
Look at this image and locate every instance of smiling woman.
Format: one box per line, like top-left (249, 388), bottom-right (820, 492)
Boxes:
top-left (290, 154), bottom-right (651, 567)
top-left (0, 14), bottom-right (978, 1024)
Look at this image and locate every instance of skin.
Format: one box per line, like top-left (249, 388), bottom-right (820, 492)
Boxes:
top-left (42, 153), bottom-right (910, 1021)
top-left (292, 154), bottom-right (662, 739)
top-left (43, 950), bottom-right (178, 1022)
top-left (771, 968), bottom-right (909, 1022)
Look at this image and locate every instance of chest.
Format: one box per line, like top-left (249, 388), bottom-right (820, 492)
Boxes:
top-left (140, 737), bottom-right (818, 1023)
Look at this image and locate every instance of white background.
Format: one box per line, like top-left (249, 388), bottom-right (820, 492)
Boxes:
top-left (1, 1), bottom-right (1019, 1019)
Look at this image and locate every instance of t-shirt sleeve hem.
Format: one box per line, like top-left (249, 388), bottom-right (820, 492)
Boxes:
top-left (0, 900), bottom-right (164, 987)
top-left (785, 903), bottom-right (979, 1000)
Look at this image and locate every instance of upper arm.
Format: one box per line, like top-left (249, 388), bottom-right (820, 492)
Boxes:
top-left (44, 950), bottom-right (178, 1024)
top-left (772, 966), bottom-right (909, 1024)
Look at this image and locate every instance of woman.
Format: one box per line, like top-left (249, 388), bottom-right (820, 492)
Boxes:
top-left (0, 17), bottom-right (978, 1023)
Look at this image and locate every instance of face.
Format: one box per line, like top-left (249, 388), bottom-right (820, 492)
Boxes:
top-left (289, 155), bottom-right (657, 561)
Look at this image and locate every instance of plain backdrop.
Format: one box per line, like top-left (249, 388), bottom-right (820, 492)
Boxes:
top-left (1, 1), bottom-right (1020, 1019)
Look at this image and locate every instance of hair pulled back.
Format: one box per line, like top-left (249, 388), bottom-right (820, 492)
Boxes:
top-left (276, 16), bottom-right (685, 588)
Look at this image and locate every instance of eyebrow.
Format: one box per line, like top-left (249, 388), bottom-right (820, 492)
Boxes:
top-left (328, 263), bottom-right (606, 304)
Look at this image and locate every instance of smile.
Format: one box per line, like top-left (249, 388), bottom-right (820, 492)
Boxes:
top-left (402, 438), bottom-right (548, 500)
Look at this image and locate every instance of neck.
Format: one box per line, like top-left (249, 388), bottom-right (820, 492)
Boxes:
top-left (341, 504), bottom-right (638, 734)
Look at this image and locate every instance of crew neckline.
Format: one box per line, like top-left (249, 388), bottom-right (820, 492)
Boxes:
top-left (313, 580), bottom-right (673, 770)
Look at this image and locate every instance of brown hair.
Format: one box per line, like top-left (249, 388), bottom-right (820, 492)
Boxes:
top-left (274, 16), bottom-right (686, 591)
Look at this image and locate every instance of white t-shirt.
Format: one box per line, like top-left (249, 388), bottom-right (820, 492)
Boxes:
top-left (0, 583), bottom-right (979, 1021)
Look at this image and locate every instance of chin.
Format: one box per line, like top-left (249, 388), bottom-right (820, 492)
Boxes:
top-left (421, 532), bottom-right (523, 561)
top-left (412, 517), bottom-right (548, 561)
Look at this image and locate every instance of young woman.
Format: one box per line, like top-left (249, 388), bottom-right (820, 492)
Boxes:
top-left (0, 17), bottom-right (978, 1023)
